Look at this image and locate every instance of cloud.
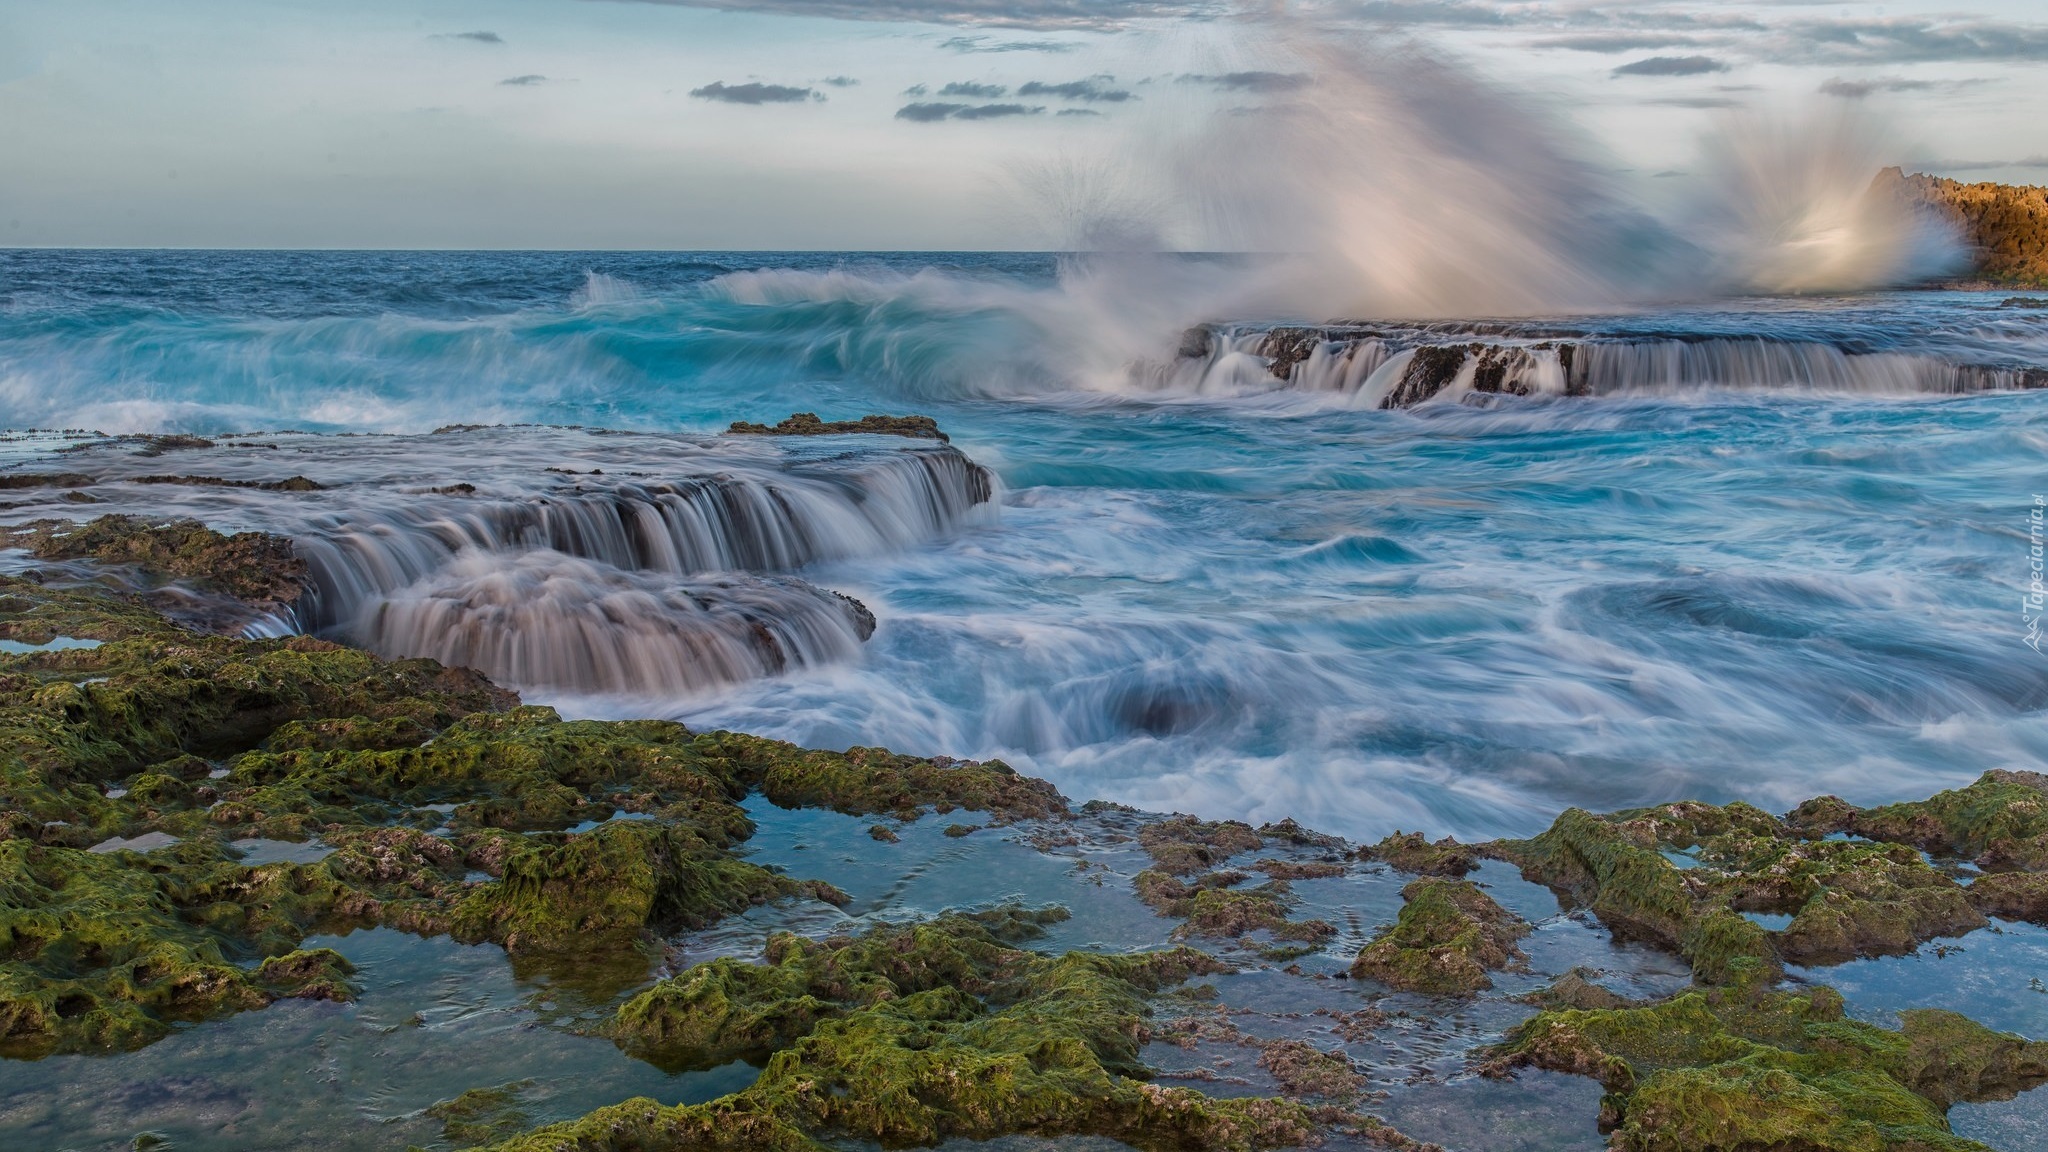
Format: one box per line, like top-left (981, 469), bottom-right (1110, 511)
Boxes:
top-left (820, 76), bottom-right (860, 87)
top-left (1017, 76), bottom-right (1133, 102)
top-left (1056, 107), bottom-right (1102, 116)
top-left (1782, 18), bottom-right (2048, 64)
top-left (895, 101), bottom-right (1043, 121)
top-left (1176, 71), bottom-right (1311, 92)
top-left (956, 102), bottom-right (1042, 119)
top-left (1818, 74), bottom-right (1993, 99)
top-left (1613, 55), bottom-right (1729, 77)
top-left (1645, 96), bottom-right (1744, 108)
top-left (599, 1), bottom-right (1204, 32)
top-left (1339, 1), bottom-right (1518, 27)
top-left (1538, 34), bottom-right (1702, 55)
top-left (436, 31), bottom-right (503, 44)
top-left (940, 35), bottom-right (1080, 52)
top-left (499, 75), bottom-right (548, 86)
top-left (939, 81), bottom-right (1009, 97)
top-left (1911, 155), bottom-right (2048, 172)
top-left (1819, 76), bottom-right (1927, 99)
top-left (903, 84), bottom-right (929, 96)
top-left (690, 81), bottom-right (823, 104)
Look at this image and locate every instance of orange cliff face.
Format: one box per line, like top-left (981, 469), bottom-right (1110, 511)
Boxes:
top-left (1878, 166), bottom-right (2048, 286)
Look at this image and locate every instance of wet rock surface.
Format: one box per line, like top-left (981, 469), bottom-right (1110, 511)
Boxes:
top-left (0, 529), bottom-right (2042, 1151)
top-left (726, 411), bottom-right (950, 442)
top-left (1350, 879), bottom-right (1530, 996)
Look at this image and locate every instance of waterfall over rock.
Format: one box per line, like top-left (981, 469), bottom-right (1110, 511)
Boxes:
top-left (1155, 324), bottom-right (2048, 406)
top-left (2, 426), bottom-right (996, 695)
top-left (361, 549), bottom-right (876, 696)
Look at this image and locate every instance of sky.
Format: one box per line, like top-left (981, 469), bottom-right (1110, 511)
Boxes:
top-left (2, 0), bottom-right (2046, 249)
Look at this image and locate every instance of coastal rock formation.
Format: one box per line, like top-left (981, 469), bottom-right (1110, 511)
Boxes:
top-left (2, 514), bottom-right (307, 613)
top-left (1880, 168), bottom-right (2048, 285)
top-left (3, 519), bottom-right (2046, 1151)
top-left (1487, 986), bottom-right (2048, 1152)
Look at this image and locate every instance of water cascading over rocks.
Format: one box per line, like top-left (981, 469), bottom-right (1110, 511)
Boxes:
top-left (362, 550), bottom-right (876, 697)
top-left (1156, 324), bottom-right (2048, 406)
top-left (0, 424), bottom-right (996, 696)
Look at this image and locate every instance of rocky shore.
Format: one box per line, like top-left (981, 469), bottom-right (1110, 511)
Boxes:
top-left (1, 515), bottom-right (2045, 1151)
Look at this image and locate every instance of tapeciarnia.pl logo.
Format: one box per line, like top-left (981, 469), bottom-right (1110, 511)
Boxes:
top-left (2029, 494), bottom-right (2045, 653)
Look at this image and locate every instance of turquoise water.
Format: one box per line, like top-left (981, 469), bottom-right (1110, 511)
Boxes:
top-left (3, 250), bottom-right (2046, 840)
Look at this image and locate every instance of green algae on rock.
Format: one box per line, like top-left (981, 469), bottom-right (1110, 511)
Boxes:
top-left (510, 908), bottom-right (1345, 1152)
top-left (1133, 868), bottom-right (1337, 944)
top-left (1357, 831), bottom-right (1478, 877)
top-left (1138, 815), bottom-right (1265, 876)
top-left (450, 818), bottom-right (845, 962)
top-left (1491, 806), bottom-right (1777, 987)
top-left (1490, 798), bottom-right (1992, 984)
top-left (2, 514), bottom-right (307, 609)
top-left (0, 836), bottom-right (370, 1057)
top-left (725, 412), bottom-right (949, 442)
top-left (427, 1080), bottom-right (540, 1149)
top-left (1485, 985), bottom-right (2048, 1152)
top-left (613, 907), bottom-right (1075, 1068)
top-left (0, 558), bottom-right (1083, 1055)
top-left (1350, 877), bottom-right (1530, 996)
top-left (1793, 770), bottom-right (2048, 875)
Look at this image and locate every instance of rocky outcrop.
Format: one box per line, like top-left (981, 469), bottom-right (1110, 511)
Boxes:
top-left (1880, 168), bottom-right (2048, 285)
top-left (727, 412), bottom-right (949, 442)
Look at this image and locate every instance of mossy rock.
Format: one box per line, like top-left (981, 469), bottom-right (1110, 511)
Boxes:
top-left (426, 1080), bottom-right (537, 1148)
top-left (1, 514), bottom-right (306, 607)
top-left (0, 574), bottom-right (1083, 1054)
top-left (613, 907), bottom-right (1066, 1069)
top-left (1487, 985), bottom-right (2047, 1152)
top-left (452, 819), bottom-right (838, 960)
top-left (1491, 797), bottom-right (1988, 983)
top-left (1133, 869), bottom-right (1335, 943)
top-left (1137, 816), bottom-right (1263, 877)
top-left (0, 838), bottom-right (340, 1055)
top-left (510, 909), bottom-right (1319, 1152)
top-left (1810, 771), bottom-right (2048, 872)
top-left (1350, 877), bottom-right (1529, 995)
top-left (726, 412), bottom-right (948, 442)
top-left (1493, 806), bottom-right (1773, 986)
top-left (1357, 830), bottom-right (1476, 877)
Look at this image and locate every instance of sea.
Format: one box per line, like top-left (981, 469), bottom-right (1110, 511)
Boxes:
top-left (4, 247), bottom-right (2046, 842)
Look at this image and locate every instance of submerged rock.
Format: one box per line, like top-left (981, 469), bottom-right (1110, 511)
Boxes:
top-left (1135, 871), bottom-right (1339, 944)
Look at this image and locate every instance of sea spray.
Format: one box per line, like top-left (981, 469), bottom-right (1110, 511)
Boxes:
top-left (1684, 106), bottom-right (1968, 293)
